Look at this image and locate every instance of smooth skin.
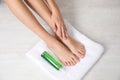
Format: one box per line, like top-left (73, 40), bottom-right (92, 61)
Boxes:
top-left (24, 0), bottom-right (86, 58)
top-left (5, 0), bottom-right (85, 66)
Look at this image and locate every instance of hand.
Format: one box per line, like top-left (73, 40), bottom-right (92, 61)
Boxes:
top-left (51, 10), bottom-right (68, 39)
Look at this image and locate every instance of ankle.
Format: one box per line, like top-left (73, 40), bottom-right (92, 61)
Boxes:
top-left (60, 35), bottom-right (71, 43)
top-left (45, 36), bottom-right (58, 46)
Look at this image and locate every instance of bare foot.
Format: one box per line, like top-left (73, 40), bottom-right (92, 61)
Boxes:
top-left (60, 36), bottom-right (86, 58)
top-left (46, 37), bottom-right (79, 66)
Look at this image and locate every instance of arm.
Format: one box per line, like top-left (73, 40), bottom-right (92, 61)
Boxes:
top-left (45, 0), bottom-right (68, 39)
top-left (45, 0), bottom-right (60, 13)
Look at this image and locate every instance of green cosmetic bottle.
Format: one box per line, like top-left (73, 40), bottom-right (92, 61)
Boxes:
top-left (41, 51), bottom-right (63, 70)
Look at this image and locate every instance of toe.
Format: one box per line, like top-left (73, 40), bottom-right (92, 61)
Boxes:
top-left (61, 60), bottom-right (67, 66)
top-left (80, 53), bottom-right (85, 58)
top-left (79, 45), bottom-right (86, 53)
top-left (78, 51), bottom-right (85, 58)
top-left (65, 61), bottom-right (69, 66)
top-left (65, 60), bottom-right (69, 66)
top-left (68, 60), bottom-right (72, 66)
top-left (66, 58), bottom-right (72, 66)
top-left (70, 58), bottom-right (76, 66)
top-left (72, 55), bottom-right (80, 63)
top-left (78, 48), bottom-right (85, 55)
top-left (78, 48), bottom-right (84, 54)
top-left (71, 57), bottom-right (76, 65)
top-left (68, 58), bottom-right (74, 66)
top-left (81, 54), bottom-right (85, 58)
top-left (73, 51), bottom-right (81, 58)
top-left (69, 61), bottom-right (73, 66)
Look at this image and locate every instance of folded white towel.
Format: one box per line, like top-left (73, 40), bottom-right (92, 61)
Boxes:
top-left (26, 19), bottom-right (104, 80)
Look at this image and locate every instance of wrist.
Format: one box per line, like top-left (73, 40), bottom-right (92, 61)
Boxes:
top-left (51, 6), bottom-right (60, 14)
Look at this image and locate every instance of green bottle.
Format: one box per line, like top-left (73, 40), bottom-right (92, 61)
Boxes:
top-left (41, 51), bottom-right (63, 70)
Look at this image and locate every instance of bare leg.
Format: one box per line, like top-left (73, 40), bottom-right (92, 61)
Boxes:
top-left (5, 0), bottom-right (78, 66)
top-left (24, 0), bottom-right (86, 58)
top-left (24, 0), bottom-right (53, 28)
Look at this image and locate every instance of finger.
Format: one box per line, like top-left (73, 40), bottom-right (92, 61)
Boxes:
top-left (63, 24), bottom-right (68, 39)
top-left (61, 23), bottom-right (65, 39)
top-left (53, 24), bottom-right (57, 32)
top-left (51, 22), bottom-right (56, 32)
top-left (61, 26), bottom-right (66, 39)
top-left (61, 23), bottom-right (68, 39)
top-left (56, 22), bottom-right (62, 39)
top-left (64, 28), bottom-right (68, 38)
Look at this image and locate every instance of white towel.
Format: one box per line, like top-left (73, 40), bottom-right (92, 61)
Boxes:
top-left (26, 19), bottom-right (104, 80)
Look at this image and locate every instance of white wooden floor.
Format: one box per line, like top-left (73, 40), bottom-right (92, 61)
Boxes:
top-left (0, 0), bottom-right (120, 80)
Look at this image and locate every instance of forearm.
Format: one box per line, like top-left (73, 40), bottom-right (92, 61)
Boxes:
top-left (45, 0), bottom-right (67, 39)
top-left (45, 0), bottom-right (60, 13)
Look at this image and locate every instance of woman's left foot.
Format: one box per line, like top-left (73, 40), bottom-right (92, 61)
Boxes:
top-left (60, 36), bottom-right (86, 59)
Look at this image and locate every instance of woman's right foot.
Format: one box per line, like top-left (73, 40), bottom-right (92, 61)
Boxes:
top-left (46, 38), bottom-right (79, 66)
